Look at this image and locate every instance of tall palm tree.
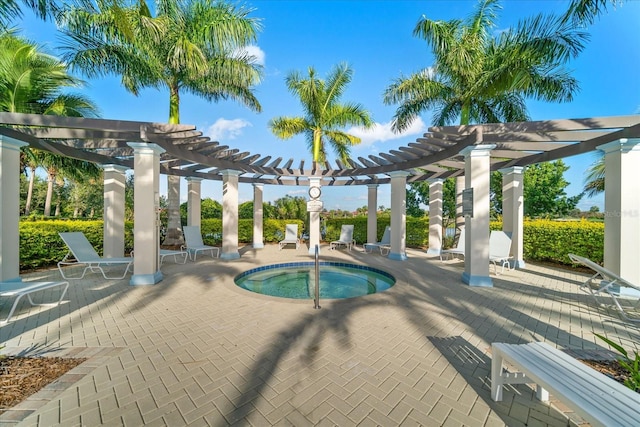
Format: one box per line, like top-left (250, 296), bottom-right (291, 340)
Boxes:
top-left (383, 0), bottom-right (587, 130)
top-left (563, 0), bottom-right (622, 25)
top-left (0, 30), bottom-right (100, 216)
top-left (0, 0), bottom-right (56, 29)
top-left (58, 0), bottom-right (263, 241)
top-left (269, 62), bottom-right (373, 164)
top-left (583, 155), bottom-right (605, 197)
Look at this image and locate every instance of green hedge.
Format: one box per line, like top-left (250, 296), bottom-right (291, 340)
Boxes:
top-left (17, 218), bottom-right (604, 270)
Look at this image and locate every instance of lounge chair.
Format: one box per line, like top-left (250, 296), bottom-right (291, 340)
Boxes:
top-left (364, 226), bottom-right (391, 255)
top-left (159, 249), bottom-right (189, 266)
top-left (182, 226), bottom-right (220, 260)
top-left (279, 224), bottom-right (301, 250)
top-left (58, 232), bottom-right (133, 279)
top-left (440, 228), bottom-right (466, 261)
top-left (1, 280), bottom-right (69, 323)
top-left (489, 230), bottom-right (513, 274)
top-left (568, 253), bottom-right (640, 322)
top-left (330, 225), bottom-right (356, 250)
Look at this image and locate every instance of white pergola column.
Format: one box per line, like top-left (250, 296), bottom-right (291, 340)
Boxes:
top-left (221, 170), bottom-right (241, 260)
top-left (456, 176), bottom-right (465, 233)
top-left (500, 166), bottom-right (525, 269)
top-left (0, 136), bottom-right (28, 282)
top-left (388, 171), bottom-right (409, 261)
top-left (128, 142), bottom-right (164, 285)
top-left (367, 184), bottom-right (378, 245)
top-left (186, 177), bottom-right (202, 227)
top-left (307, 178), bottom-right (322, 255)
top-left (427, 179), bottom-right (443, 256)
top-left (253, 183), bottom-right (264, 249)
top-left (163, 175), bottom-right (183, 245)
top-left (460, 144), bottom-right (495, 287)
top-left (599, 138), bottom-right (640, 295)
top-left (102, 164), bottom-right (128, 258)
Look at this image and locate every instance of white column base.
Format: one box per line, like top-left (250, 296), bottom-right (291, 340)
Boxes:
top-left (253, 243), bottom-right (264, 249)
top-left (389, 252), bottom-right (407, 261)
top-left (426, 248), bottom-right (441, 256)
top-left (221, 252), bottom-right (240, 260)
top-left (462, 272), bottom-right (493, 287)
top-left (130, 271), bottom-right (163, 286)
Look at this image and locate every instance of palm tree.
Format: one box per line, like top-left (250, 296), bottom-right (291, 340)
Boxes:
top-left (0, 0), bottom-right (56, 29)
top-left (58, 0), bottom-right (263, 241)
top-left (383, 0), bottom-right (587, 130)
top-left (563, 0), bottom-right (622, 25)
top-left (269, 62), bottom-right (373, 164)
top-left (0, 30), bottom-right (101, 216)
top-left (583, 155), bottom-right (605, 197)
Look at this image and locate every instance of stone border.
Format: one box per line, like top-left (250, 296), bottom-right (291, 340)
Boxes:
top-left (0, 347), bottom-right (122, 425)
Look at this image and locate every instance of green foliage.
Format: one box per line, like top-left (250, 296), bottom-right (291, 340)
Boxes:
top-left (272, 196), bottom-right (308, 222)
top-left (323, 217), bottom-right (429, 247)
top-left (595, 333), bottom-right (640, 392)
top-left (408, 178), bottom-right (458, 227)
top-left (238, 201), bottom-right (277, 219)
top-left (523, 160), bottom-right (583, 217)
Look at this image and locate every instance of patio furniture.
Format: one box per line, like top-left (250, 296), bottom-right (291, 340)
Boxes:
top-left (279, 224), bottom-right (300, 250)
top-left (58, 232), bottom-right (133, 279)
top-left (568, 253), bottom-right (640, 322)
top-left (364, 226), bottom-right (391, 255)
top-left (330, 225), bottom-right (356, 250)
top-left (182, 226), bottom-right (220, 260)
top-left (440, 228), bottom-right (465, 261)
top-left (159, 249), bottom-right (189, 266)
top-left (491, 341), bottom-right (640, 427)
top-left (1, 280), bottom-right (69, 323)
top-left (489, 230), bottom-right (513, 274)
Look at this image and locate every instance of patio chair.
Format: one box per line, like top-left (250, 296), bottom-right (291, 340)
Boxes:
top-left (568, 253), bottom-right (640, 322)
top-left (182, 226), bottom-right (220, 260)
top-left (364, 226), bottom-right (391, 255)
top-left (58, 232), bottom-right (133, 279)
top-left (1, 280), bottom-right (69, 323)
top-left (489, 230), bottom-right (513, 274)
top-left (440, 228), bottom-right (466, 261)
top-left (330, 225), bottom-right (356, 250)
top-left (279, 224), bottom-right (300, 250)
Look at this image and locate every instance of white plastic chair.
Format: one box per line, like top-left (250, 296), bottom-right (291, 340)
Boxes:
top-left (364, 226), bottom-right (391, 255)
top-left (440, 228), bottom-right (466, 261)
top-left (279, 224), bottom-right (300, 250)
top-left (1, 280), bottom-right (69, 323)
top-left (330, 225), bottom-right (355, 250)
top-left (182, 226), bottom-right (220, 260)
top-left (489, 230), bottom-right (513, 274)
top-left (58, 232), bottom-right (133, 279)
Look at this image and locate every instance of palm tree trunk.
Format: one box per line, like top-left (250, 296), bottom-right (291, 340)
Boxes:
top-left (169, 83), bottom-right (180, 124)
top-left (44, 171), bottom-right (56, 216)
top-left (25, 166), bottom-right (36, 215)
top-left (313, 129), bottom-right (322, 162)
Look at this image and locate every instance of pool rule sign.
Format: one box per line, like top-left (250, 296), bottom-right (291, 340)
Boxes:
top-left (307, 185), bottom-right (323, 212)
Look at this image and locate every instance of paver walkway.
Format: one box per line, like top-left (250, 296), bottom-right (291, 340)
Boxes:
top-left (1, 245), bottom-right (638, 426)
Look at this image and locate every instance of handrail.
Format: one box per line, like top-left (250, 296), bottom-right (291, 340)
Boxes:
top-left (313, 244), bottom-right (321, 309)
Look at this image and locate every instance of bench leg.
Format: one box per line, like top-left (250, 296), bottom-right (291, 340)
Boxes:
top-left (491, 349), bottom-right (504, 401)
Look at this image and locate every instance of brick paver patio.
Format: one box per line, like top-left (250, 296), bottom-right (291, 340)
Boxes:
top-left (1, 245), bottom-right (638, 426)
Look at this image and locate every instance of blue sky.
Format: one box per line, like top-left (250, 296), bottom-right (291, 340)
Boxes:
top-left (18, 0), bottom-right (640, 212)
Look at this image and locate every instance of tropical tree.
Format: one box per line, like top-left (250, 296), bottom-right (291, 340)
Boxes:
top-left (383, 0), bottom-right (587, 131)
top-left (58, 0), bottom-right (263, 239)
top-left (0, 30), bottom-right (100, 216)
top-left (0, 0), bottom-right (56, 29)
top-left (269, 62), bottom-right (374, 164)
top-left (563, 0), bottom-right (622, 25)
top-left (583, 155), bottom-right (605, 197)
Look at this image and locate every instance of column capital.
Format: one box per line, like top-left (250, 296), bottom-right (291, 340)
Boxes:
top-left (185, 177), bottom-right (203, 183)
top-left (309, 177), bottom-right (321, 186)
top-left (428, 178), bottom-right (444, 185)
top-left (366, 183), bottom-right (379, 189)
top-left (252, 182), bottom-right (264, 189)
top-left (0, 135), bottom-right (28, 150)
top-left (498, 166), bottom-right (525, 175)
top-left (597, 138), bottom-right (640, 154)
top-left (459, 144), bottom-right (496, 158)
top-left (219, 169), bottom-right (242, 177)
top-left (101, 164), bottom-right (129, 174)
top-left (387, 170), bottom-right (410, 178)
top-left (127, 142), bottom-right (165, 155)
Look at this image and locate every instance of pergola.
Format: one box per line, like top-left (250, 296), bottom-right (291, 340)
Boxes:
top-left (2, 112), bottom-right (639, 287)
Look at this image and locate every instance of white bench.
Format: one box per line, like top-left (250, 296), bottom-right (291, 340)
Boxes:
top-left (1, 281), bottom-right (69, 323)
top-left (491, 342), bottom-right (640, 427)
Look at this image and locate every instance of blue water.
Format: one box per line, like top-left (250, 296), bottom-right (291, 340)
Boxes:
top-left (235, 262), bottom-right (395, 299)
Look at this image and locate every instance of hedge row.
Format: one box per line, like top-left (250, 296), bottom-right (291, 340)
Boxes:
top-left (18, 218), bottom-right (604, 270)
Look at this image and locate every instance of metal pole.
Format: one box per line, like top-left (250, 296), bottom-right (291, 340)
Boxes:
top-left (314, 244), bottom-right (321, 309)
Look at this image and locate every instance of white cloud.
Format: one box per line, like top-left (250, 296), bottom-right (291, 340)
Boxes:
top-left (206, 118), bottom-right (252, 141)
top-left (348, 117), bottom-right (428, 149)
top-left (239, 44), bottom-right (266, 66)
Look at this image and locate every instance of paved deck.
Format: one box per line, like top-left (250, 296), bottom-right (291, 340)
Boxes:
top-left (1, 245), bottom-right (639, 426)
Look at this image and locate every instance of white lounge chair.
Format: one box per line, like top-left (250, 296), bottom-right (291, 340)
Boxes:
top-left (440, 228), bottom-right (466, 261)
top-left (364, 226), bottom-right (391, 255)
top-left (182, 226), bottom-right (220, 260)
top-left (568, 253), bottom-right (640, 322)
top-left (330, 225), bottom-right (356, 250)
top-left (58, 232), bottom-right (133, 279)
top-left (279, 224), bottom-right (300, 250)
top-left (159, 249), bottom-right (189, 266)
top-left (489, 230), bottom-right (513, 274)
top-left (1, 280), bottom-right (69, 323)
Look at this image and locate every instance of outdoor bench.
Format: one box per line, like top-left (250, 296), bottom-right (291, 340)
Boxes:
top-left (491, 341), bottom-right (640, 427)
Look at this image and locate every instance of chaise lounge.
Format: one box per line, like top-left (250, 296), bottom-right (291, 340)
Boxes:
top-left (58, 232), bottom-right (133, 279)
top-left (1, 280), bottom-right (69, 323)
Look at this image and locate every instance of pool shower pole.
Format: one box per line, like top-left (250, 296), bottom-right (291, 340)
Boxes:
top-left (314, 244), bottom-right (321, 309)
